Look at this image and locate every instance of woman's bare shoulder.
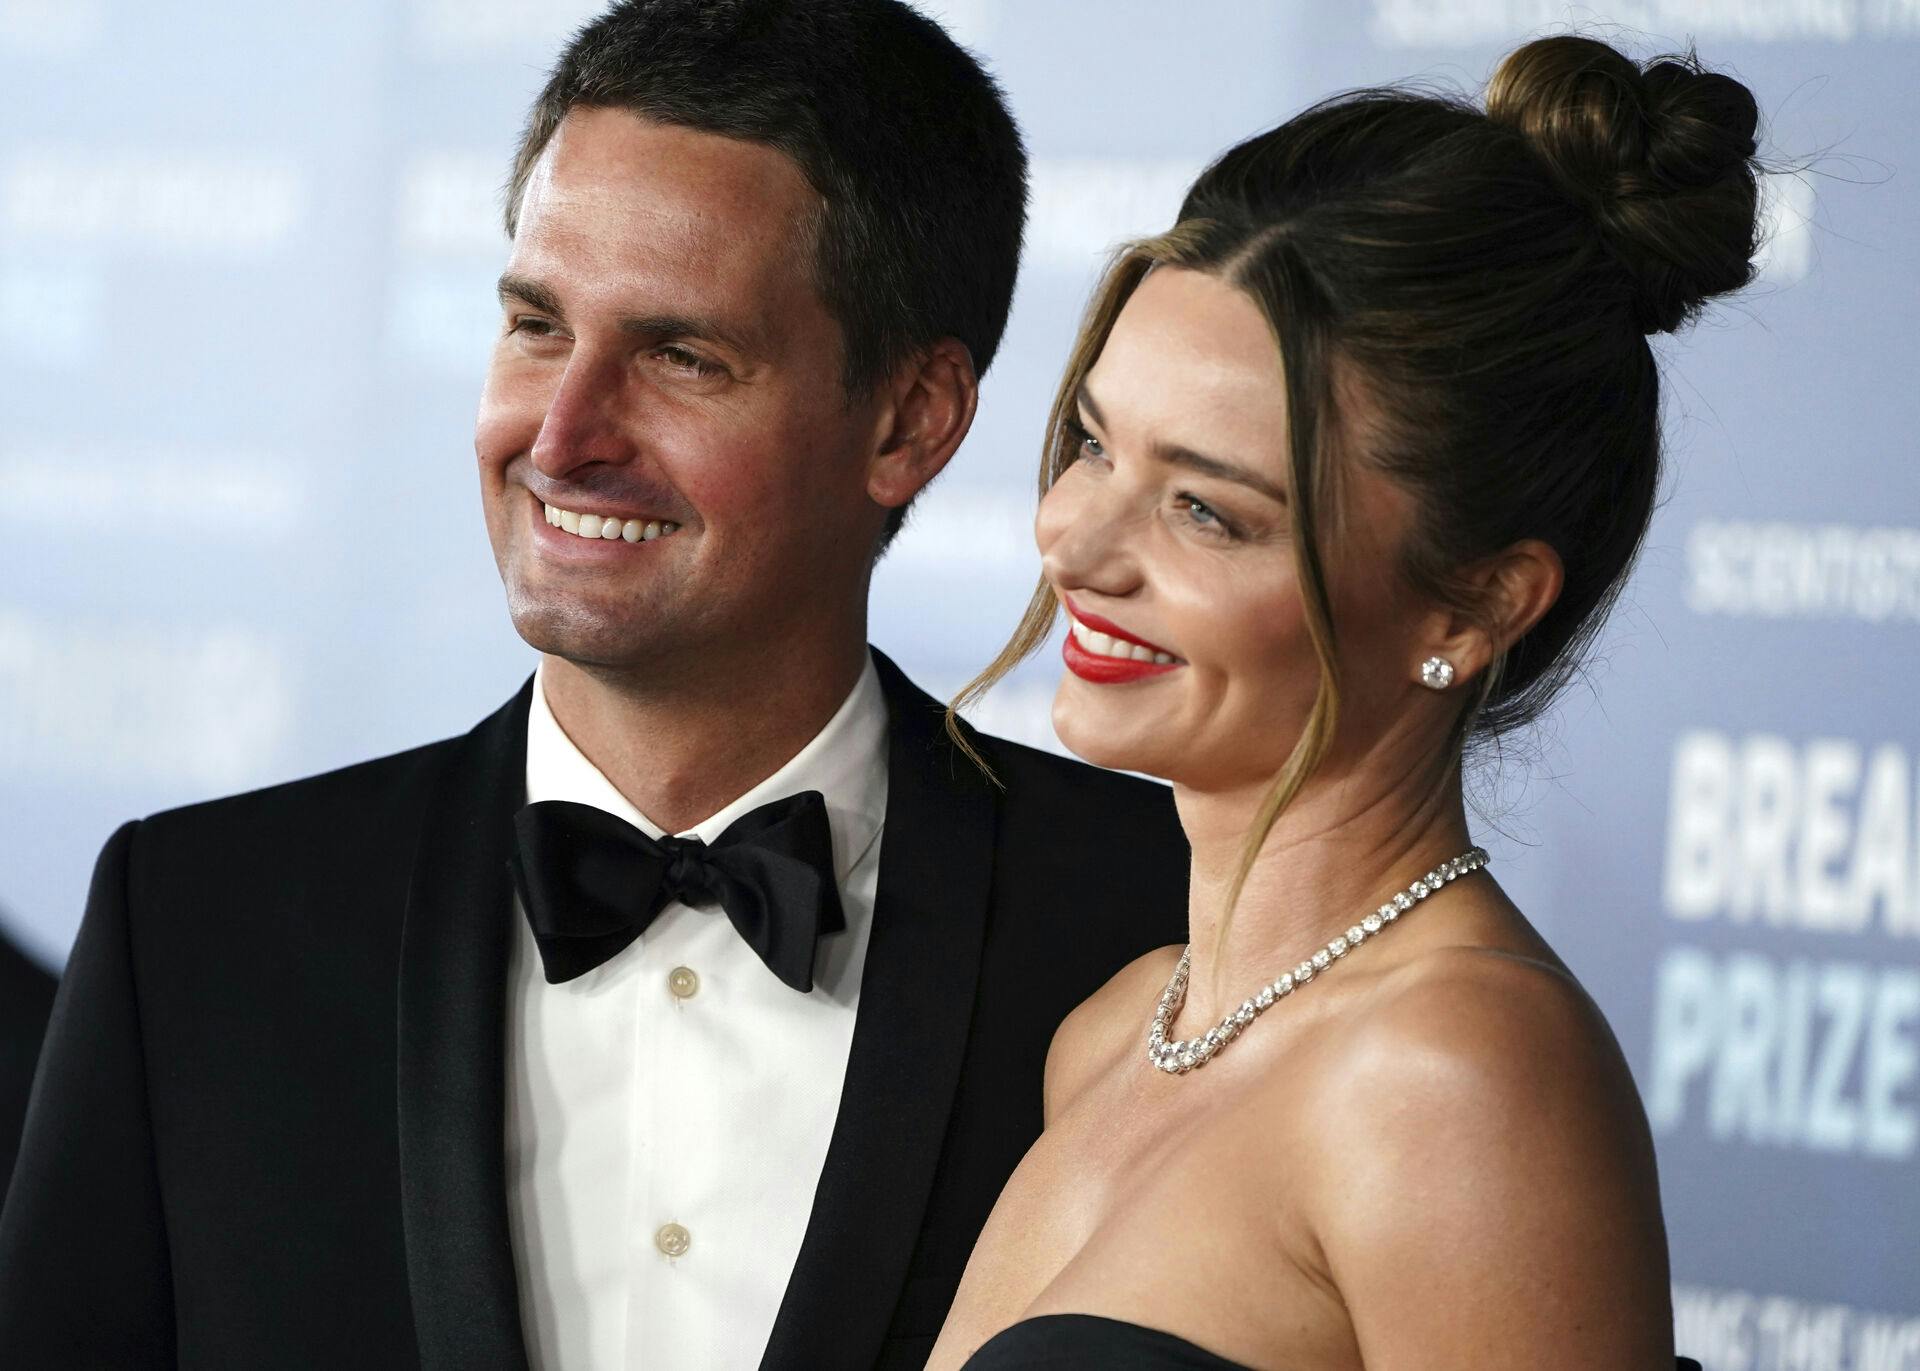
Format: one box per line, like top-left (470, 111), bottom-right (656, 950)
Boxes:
top-left (1365, 941), bottom-right (1623, 1063)
top-left (1304, 943), bottom-right (1652, 1169)
top-left (1277, 944), bottom-right (1672, 1365)
top-left (1043, 944), bottom-right (1185, 1123)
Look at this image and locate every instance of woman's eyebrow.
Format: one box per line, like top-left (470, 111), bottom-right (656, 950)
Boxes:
top-left (1078, 382), bottom-right (1288, 504)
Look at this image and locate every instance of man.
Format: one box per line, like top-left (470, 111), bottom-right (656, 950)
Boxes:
top-left (0, 922), bottom-right (57, 1199)
top-left (0, 3), bottom-right (1187, 1367)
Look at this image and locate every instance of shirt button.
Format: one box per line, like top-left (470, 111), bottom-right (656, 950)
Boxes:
top-left (655, 1222), bottom-right (692, 1258)
top-left (667, 966), bottom-right (700, 1000)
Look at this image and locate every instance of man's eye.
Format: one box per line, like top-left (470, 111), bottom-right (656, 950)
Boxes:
top-left (509, 316), bottom-right (556, 337)
top-left (658, 345), bottom-right (722, 376)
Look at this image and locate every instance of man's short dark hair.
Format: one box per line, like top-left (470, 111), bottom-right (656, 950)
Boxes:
top-left (507, 0), bottom-right (1029, 546)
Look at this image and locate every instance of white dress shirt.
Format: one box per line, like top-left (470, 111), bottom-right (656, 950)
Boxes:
top-left (504, 655), bottom-right (889, 1370)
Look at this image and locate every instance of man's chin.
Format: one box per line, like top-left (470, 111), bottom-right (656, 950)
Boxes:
top-left (504, 595), bottom-right (668, 672)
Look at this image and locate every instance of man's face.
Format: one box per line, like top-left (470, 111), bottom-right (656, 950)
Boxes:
top-left (476, 109), bottom-right (889, 681)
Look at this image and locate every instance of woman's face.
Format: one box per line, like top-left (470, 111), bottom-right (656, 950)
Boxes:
top-left (1038, 265), bottom-right (1426, 793)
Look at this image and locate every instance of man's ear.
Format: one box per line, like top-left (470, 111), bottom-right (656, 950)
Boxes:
top-left (1418, 539), bottom-right (1565, 688)
top-left (865, 338), bottom-right (978, 510)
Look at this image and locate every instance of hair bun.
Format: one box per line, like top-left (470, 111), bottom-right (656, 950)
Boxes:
top-left (1486, 35), bottom-right (1762, 333)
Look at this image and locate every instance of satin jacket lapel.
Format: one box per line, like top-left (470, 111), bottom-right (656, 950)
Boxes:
top-left (397, 678), bottom-right (535, 1371)
top-left (760, 649), bottom-right (999, 1370)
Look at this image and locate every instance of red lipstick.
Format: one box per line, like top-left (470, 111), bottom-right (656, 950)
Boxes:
top-left (1061, 597), bottom-right (1184, 685)
top-left (1064, 598), bottom-right (1178, 656)
top-left (1062, 633), bottom-right (1182, 684)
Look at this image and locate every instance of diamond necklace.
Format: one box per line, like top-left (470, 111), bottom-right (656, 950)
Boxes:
top-left (1147, 846), bottom-right (1490, 1075)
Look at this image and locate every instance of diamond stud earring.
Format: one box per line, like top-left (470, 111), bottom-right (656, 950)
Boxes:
top-left (1419, 656), bottom-right (1455, 690)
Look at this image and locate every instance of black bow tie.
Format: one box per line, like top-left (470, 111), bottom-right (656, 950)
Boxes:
top-left (508, 792), bottom-right (846, 992)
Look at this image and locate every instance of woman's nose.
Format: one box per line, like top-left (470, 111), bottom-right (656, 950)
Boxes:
top-left (1037, 470), bottom-right (1141, 598)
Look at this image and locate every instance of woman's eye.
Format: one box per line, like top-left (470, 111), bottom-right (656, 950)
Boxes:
top-left (1066, 418), bottom-right (1105, 461)
top-left (1179, 494), bottom-right (1233, 537)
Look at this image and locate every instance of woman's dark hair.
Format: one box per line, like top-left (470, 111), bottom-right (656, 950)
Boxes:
top-left (507, 0), bottom-right (1030, 547)
top-left (955, 34), bottom-right (1762, 902)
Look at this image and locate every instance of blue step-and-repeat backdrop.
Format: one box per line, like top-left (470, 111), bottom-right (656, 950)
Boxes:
top-left (2, 2), bottom-right (1914, 1362)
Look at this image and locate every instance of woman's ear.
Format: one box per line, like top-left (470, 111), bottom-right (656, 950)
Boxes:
top-left (1417, 539), bottom-right (1564, 689)
top-left (865, 337), bottom-right (979, 510)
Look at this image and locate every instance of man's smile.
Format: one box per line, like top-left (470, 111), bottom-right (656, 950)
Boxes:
top-left (541, 498), bottom-right (683, 543)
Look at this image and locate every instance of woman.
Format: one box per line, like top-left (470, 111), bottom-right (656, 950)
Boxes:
top-left (929, 34), bottom-right (1762, 1371)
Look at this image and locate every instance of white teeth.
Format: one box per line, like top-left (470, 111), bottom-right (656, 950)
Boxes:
top-left (542, 502), bottom-right (682, 544)
top-left (1069, 616), bottom-right (1180, 666)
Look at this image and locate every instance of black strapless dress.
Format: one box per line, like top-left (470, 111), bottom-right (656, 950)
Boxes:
top-left (961, 1313), bottom-right (1705, 1369)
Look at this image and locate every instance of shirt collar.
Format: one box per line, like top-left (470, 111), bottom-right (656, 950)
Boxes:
top-left (524, 652), bottom-right (889, 883)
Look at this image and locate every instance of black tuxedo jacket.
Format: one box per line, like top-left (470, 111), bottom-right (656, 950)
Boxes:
top-left (0, 928), bottom-right (58, 1201)
top-left (0, 651), bottom-right (1188, 1369)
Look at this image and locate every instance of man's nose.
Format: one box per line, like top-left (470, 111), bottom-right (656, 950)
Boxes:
top-left (531, 351), bottom-right (635, 479)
